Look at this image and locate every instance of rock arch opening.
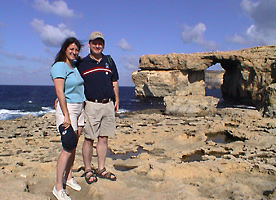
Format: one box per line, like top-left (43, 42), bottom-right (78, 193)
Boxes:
top-left (205, 63), bottom-right (224, 99)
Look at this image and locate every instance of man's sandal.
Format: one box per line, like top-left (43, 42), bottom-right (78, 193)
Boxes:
top-left (95, 167), bottom-right (116, 181)
top-left (82, 169), bottom-right (98, 184)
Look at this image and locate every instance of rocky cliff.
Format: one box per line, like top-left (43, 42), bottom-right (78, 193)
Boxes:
top-left (132, 45), bottom-right (276, 117)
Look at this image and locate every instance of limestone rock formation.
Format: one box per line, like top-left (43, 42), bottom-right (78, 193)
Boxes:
top-left (164, 95), bottom-right (220, 116)
top-left (131, 70), bottom-right (205, 98)
top-left (132, 45), bottom-right (276, 117)
top-left (1, 109), bottom-right (276, 200)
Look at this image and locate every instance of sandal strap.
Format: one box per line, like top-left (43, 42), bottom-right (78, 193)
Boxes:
top-left (83, 169), bottom-right (95, 176)
top-left (96, 167), bottom-right (116, 180)
top-left (83, 168), bottom-right (98, 184)
top-left (96, 167), bottom-right (106, 175)
top-left (105, 171), bottom-right (115, 178)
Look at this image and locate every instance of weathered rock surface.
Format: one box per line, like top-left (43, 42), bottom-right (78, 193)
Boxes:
top-left (0, 110), bottom-right (276, 200)
top-left (131, 70), bottom-right (205, 98)
top-left (132, 45), bottom-right (276, 117)
top-left (164, 95), bottom-right (220, 116)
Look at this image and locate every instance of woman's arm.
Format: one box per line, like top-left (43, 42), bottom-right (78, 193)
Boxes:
top-left (53, 78), bottom-right (71, 127)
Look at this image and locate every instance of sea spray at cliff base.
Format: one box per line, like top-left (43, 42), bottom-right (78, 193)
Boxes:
top-left (0, 85), bottom-right (165, 120)
top-left (0, 107), bottom-right (54, 121)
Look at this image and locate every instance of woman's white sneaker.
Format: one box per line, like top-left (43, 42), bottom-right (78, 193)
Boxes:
top-left (52, 186), bottom-right (71, 200)
top-left (65, 178), bottom-right (81, 191)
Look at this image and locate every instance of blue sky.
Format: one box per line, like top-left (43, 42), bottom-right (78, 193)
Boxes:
top-left (0, 0), bottom-right (276, 86)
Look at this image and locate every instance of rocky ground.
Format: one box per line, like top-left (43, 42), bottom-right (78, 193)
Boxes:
top-left (0, 107), bottom-right (276, 200)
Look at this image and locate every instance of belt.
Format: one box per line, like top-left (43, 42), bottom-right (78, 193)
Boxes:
top-left (89, 98), bottom-right (112, 104)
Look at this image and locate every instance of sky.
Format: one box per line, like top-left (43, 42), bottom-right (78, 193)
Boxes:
top-left (1, 0), bottom-right (276, 86)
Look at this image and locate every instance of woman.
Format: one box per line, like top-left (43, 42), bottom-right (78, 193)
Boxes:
top-left (50, 37), bottom-right (85, 200)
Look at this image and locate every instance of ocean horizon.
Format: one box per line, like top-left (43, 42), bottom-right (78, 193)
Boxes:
top-left (0, 85), bottom-right (225, 121)
top-left (0, 85), bottom-right (165, 120)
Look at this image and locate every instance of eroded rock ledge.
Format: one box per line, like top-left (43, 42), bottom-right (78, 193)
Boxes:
top-left (132, 45), bottom-right (276, 117)
top-left (1, 110), bottom-right (276, 199)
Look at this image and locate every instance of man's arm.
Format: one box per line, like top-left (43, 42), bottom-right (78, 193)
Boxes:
top-left (112, 81), bottom-right (119, 112)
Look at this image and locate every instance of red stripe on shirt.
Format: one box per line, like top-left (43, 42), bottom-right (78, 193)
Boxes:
top-left (81, 67), bottom-right (112, 76)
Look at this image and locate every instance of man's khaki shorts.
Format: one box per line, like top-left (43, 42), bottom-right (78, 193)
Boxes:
top-left (83, 100), bottom-right (115, 140)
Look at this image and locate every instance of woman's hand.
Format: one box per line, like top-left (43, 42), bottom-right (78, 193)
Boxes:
top-left (62, 114), bottom-right (71, 129)
top-left (54, 98), bottom-right (58, 109)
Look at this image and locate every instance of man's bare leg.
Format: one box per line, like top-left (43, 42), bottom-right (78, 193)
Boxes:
top-left (96, 136), bottom-right (108, 170)
top-left (95, 136), bottom-right (115, 180)
top-left (82, 138), bottom-right (96, 182)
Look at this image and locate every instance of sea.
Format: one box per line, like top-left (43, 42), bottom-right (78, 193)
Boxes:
top-left (0, 85), bottom-right (223, 121)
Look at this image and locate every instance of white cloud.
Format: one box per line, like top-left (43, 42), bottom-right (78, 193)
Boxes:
top-left (226, 34), bottom-right (247, 44)
top-left (182, 23), bottom-right (206, 43)
top-left (0, 50), bottom-right (25, 60)
top-left (116, 55), bottom-right (138, 86)
top-left (33, 0), bottom-right (78, 18)
top-left (0, 63), bottom-right (52, 85)
top-left (116, 38), bottom-right (134, 50)
top-left (241, 0), bottom-right (276, 29)
top-left (0, 49), bottom-right (50, 64)
top-left (181, 23), bottom-right (218, 50)
top-left (31, 18), bottom-right (76, 47)
top-left (119, 55), bottom-right (139, 70)
top-left (229, 0), bottom-right (276, 45)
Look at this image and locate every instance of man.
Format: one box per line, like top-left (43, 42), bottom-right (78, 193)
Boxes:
top-left (78, 31), bottom-right (119, 183)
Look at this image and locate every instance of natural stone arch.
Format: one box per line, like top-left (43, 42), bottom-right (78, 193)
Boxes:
top-left (132, 45), bottom-right (276, 117)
